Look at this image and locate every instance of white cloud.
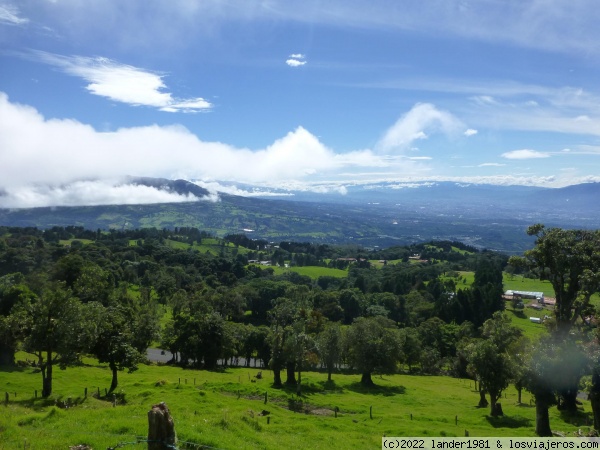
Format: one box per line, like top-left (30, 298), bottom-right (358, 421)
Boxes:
top-left (0, 180), bottom-right (212, 209)
top-left (501, 149), bottom-right (551, 159)
top-left (478, 163), bottom-right (506, 167)
top-left (0, 4), bottom-right (29, 25)
top-left (377, 103), bottom-right (464, 153)
top-left (464, 128), bottom-right (478, 136)
top-left (286, 59), bottom-right (307, 67)
top-left (285, 59), bottom-right (306, 67)
top-left (30, 51), bottom-right (212, 112)
top-left (0, 92), bottom-right (419, 207)
top-left (286, 53), bottom-right (306, 67)
top-left (192, 181), bottom-right (294, 197)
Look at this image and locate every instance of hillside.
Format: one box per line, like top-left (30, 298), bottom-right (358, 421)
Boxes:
top-left (2, 180), bottom-right (600, 253)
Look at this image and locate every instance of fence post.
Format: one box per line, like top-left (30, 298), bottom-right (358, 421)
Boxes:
top-left (148, 402), bottom-right (177, 450)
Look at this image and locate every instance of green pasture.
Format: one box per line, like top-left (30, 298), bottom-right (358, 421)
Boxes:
top-left (58, 239), bottom-right (94, 246)
top-left (503, 275), bottom-right (556, 298)
top-left (504, 306), bottom-right (550, 341)
top-left (267, 266), bottom-right (348, 279)
top-left (1, 355), bottom-right (593, 449)
top-left (128, 238), bottom-right (251, 256)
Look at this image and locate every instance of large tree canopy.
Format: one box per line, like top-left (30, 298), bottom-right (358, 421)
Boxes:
top-left (510, 224), bottom-right (600, 335)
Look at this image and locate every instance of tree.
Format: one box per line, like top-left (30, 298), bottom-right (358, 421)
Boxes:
top-left (522, 340), bottom-right (562, 436)
top-left (465, 339), bottom-right (512, 416)
top-left (317, 322), bottom-right (342, 381)
top-left (511, 224), bottom-right (600, 411)
top-left (88, 303), bottom-right (143, 393)
top-left (287, 319), bottom-right (317, 395)
top-left (268, 296), bottom-right (307, 386)
top-left (0, 273), bottom-right (36, 365)
top-left (398, 327), bottom-right (421, 372)
top-left (16, 284), bottom-right (90, 397)
top-left (73, 264), bottom-right (112, 304)
top-left (510, 224), bottom-right (600, 336)
top-left (345, 316), bottom-right (402, 386)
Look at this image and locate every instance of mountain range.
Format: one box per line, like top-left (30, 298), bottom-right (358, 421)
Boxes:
top-left (1, 178), bottom-right (599, 254)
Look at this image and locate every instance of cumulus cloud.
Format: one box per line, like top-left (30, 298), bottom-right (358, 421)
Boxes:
top-left (377, 103), bottom-right (464, 153)
top-left (30, 51), bottom-right (212, 112)
top-left (501, 149), bottom-right (550, 159)
top-left (0, 92), bottom-right (414, 207)
top-left (478, 163), bottom-right (506, 167)
top-left (0, 4), bottom-right (29, 25)
top-left (464, 128), bottom-right (478, 136)
top-left (286, 53), bottom-right (307, 67)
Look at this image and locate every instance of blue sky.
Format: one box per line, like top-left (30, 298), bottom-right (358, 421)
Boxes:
top-left (2, 0), bottom-right (600, 207)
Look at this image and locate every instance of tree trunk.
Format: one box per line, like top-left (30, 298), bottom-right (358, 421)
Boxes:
top-left (478, 387), bottom-right (488, 408)
top-left (296, 369), bottom-right (302, 396)
top-left (492, 402), bottom-right (504, 416)
top-left (361, 372), bottom-right (374, 386)
top-left (590, 390), bottom-right (600, 432)
top-left (327, 368), bottom-right (332, 382)
top-left (109, 361), bottom-right (118, 393)
top-left (42, 351), bottom-right (53, 398)
top-left (273, 369), bottom-right (282, 387)
top-left (490, 398), bottom-right (497, 417)
top-left (0, 345), bottom-right (15, 366)
top-left (285, 362), bottom-right (297, 385)
top-left (535, 394), bottom-right (552, 437)
top-left (517, 387), bottom-right (522, 404)
top-left (558, 388), bottom-right (579, 413)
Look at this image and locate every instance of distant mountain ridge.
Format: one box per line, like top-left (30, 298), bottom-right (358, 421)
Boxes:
top-left (1, 178), bottom-right (599, 254)
top-left (128, 177), bottom-right (210, 198)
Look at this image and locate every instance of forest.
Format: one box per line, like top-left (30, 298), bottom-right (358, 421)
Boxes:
top-left (1, 224), bottom-right (600, 442)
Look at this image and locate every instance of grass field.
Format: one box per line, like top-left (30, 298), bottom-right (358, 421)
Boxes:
top-left (58, 239), bottom-right (94, 246)
top-left (0, 355), bottom-right (593, 449)
top-left (267, 266), bottom-right (349, 279)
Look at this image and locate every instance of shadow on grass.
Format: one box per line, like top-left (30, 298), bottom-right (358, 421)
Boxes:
top-left (275, 382), bottom-right (325, 396)
top-left (515, 402), bottom-right (535, 408)
top-left (0, 364), bottom-right (31, 374)
top-left (345, 382), bottom-right (406, 396)
top-left (559, 409), bottom-right (593, 427)
top-left (6, 394), bottom-right (90, 411)
top-left (485, 415), bottom-right (532, 428)
top-left (507, 309), bottom-right (527, 319)
top-left (318, 380), bottom-right (341, 391)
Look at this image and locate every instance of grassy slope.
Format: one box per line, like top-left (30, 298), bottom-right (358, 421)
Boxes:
top-left (268, 266), bottom-right (348, 279)
top-left (0, 357), bottom-right (592, 449)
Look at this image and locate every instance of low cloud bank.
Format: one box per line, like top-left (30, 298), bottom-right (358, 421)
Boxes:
top-left (0, 179), bottom-right (218, 209)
